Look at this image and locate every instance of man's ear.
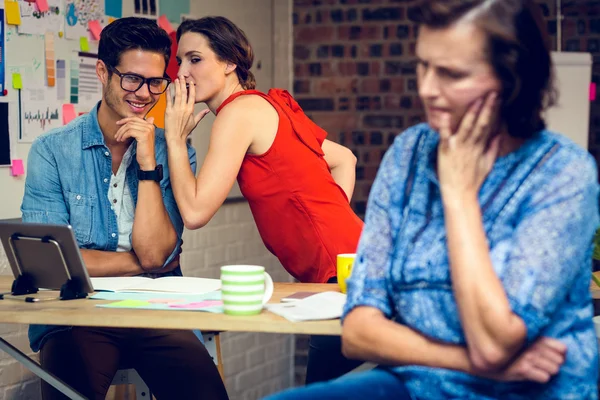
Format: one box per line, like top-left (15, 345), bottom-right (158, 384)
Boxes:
top-left (96, 60), bottom-right (109, 85)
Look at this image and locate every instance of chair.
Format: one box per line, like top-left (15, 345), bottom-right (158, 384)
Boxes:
top-left (110, 332), bottom-right (223, 399)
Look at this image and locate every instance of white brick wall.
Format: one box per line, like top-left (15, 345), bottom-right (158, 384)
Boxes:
top-left (0, 201), bottom-right (295, 400)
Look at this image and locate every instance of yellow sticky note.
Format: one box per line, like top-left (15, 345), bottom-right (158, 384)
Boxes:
top-left (79, 36), bottom-right (89, 52)
top-left (107, 300), bottom-right (150, 308)
top-left (5, 0), bottom-right (21, 26)
top-left (12, 73), bottom-right (22, 89)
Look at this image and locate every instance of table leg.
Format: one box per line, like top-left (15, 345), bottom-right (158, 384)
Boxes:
top-left (203, 331), bottom-right (224, 381)
top-left (0, 337), bottom-right (86, 400)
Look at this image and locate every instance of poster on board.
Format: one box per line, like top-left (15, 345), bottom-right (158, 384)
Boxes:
top-left (17, 0), bottom-right (64, 36)
top-left (65, 0), bottom-right (105, 40)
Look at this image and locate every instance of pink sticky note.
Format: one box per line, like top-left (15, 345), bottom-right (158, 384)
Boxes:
top-left (157, 15), bottom-right (174, 34)
top-left (590, 83), bottom-right (597, 102)
top-left (36, 0), bottom-right (49, 12)
top-left (169, 300), bottom-right (223, 309)
top-left (62, 104), bottom-right (77, 124)
top-left (88, 20), bottom-right (102, 40)
top-left (10, 159), bottom-right (24, 176)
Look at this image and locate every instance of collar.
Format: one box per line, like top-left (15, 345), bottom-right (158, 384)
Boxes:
top-left (81, 101), bottom-right (107, 149)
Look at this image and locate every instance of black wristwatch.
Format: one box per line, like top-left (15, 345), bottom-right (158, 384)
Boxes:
top-left (138, 164), bottom-right (163, 182)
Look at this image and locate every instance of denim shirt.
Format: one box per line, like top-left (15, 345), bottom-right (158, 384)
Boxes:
top-left (21, 102), bottom-right (197, 352)
top-left (343, 124), bottom-right (600, 399)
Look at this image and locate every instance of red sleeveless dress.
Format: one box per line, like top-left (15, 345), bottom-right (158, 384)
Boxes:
top-left (216, 89), bottom-right (364, 283)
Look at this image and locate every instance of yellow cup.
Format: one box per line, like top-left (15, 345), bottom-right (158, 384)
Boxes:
top-left (337, 253), bottom-right (356, 293)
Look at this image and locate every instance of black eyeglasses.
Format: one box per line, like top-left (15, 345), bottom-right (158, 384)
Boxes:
top-left (108, 66), bottom-right (171, 95)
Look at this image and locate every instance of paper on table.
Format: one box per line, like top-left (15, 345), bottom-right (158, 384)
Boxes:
top-left (90, 291), bottom-right (221, 302)
top-left (265, 292), bottom-right (347, 322)
top-left (90, 276), bottom-right (221, 294)
top-left (97, 299), bottom-right (223, 313)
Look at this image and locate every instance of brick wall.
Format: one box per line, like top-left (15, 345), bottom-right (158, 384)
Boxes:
top-left (292, 0), bottom-right (600, 386)
top-left (0, 202), bottom-right (293, 400)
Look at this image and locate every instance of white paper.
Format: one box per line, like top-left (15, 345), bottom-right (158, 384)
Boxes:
top-left (20, 87), bottom-right (63, 143)
top-left (265, 292), bottom-right (347, 322)
top-left (90, 276), bottom-right (222, 294)
top-left (64, 0), bottom-right (105, 40)
top-left (76, 52), bottom-right (102, 112)
top-left (17, 0), bottom-right (64, 36)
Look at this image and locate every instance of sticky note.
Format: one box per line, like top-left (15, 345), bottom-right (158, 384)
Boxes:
top-left (108, 17), bottom-right (117, 24)
top-left (590, 83), bottom-right (597, 102)
top-left (10, 159), bottom-right (24, 177)
top-left (62, 104), bottom-right (77, 125)
top-left (157, 15), bottom-right (174, 34)
top-left (169, 300), bottom-right (223, 309)
top-left (5, 0), bottom-right (22, 25)
top-left (107, 300), bottom-right (150, 308)
top-left (79, 36), bottom-right (89, 52)
top-left (36, 0), bottom-right (49, 12)
top-left (88, 20), bottom-right (102, 40)
top-left (12, 73), bottom-right (22, 89)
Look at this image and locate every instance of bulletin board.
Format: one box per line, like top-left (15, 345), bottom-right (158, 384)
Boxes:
top-left (0, 0), bottom-right (280, 219)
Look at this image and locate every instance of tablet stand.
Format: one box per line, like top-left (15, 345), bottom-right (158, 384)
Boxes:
top-left (7, 234), bottom-right (88, 300)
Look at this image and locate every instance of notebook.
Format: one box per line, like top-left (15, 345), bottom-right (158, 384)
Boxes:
top-left (90, 276), bottom-right (221, 295)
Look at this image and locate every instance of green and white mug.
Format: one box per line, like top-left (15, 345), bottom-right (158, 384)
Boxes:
top-left (220, 265), bottom-right (274, 316)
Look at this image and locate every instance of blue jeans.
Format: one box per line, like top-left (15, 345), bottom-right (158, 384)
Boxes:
top-left (264, 368), bottom-right (412, 400)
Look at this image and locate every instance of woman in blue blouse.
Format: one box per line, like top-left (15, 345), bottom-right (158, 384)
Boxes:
top-left (266, 0), bottom-right (600, 399)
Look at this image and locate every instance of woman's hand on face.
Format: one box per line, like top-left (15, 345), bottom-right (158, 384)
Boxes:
top-left (164, 78), bottom-right (210, 144)
top-left (437, 91), bottom-right (500, 200)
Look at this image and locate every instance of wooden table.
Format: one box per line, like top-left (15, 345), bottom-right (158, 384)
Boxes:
top-left (0, 276), bottom-right (342, 399)
top-left (0, 277), bottom-right (342, 335)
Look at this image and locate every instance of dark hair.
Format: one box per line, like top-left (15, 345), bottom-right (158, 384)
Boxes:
top-left (98, 17), bottom-right (172, 73)
top-left (177, 16), bottom-right (256, 90)
top-left (410, 0), bottom-right (557, 138)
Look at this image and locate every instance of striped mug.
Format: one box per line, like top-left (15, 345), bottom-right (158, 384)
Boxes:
top-left (220, 265), bottom-right (274, 316)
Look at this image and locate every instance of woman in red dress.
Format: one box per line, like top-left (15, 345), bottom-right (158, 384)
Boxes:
top-left (163, 16), bottom-right (364, 383)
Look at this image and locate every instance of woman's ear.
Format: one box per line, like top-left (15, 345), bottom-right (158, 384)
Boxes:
top-left (224, 62), bottom-right (237, 75)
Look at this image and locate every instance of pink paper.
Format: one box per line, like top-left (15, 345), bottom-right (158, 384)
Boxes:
top-left (590, 83), bottom-right (597, 101)
top-left (62, 104), bottom-right (77, 124)
top-left (88, 20), bottom-right (103, 40)
top-left (157, 15), bottom-right (174, 35)
top-left (169, 300), bottom-right (223, 309)
top-left (10, 159), bottom-right (24, 176)
top-left (35, 0), bottom-right (48, 12)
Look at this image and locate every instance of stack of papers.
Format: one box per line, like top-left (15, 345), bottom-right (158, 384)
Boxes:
top-left (91, 291), bottom-right (224, 313)
top-left (265, 292), bottom-right (347, 322)
top-left (91, 276), bottom-right (221, 295)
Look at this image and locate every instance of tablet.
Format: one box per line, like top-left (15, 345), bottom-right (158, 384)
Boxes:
top-left (0, 221), bottom-right (94, 296)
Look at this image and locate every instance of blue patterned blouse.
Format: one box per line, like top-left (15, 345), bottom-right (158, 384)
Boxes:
top-left (343, 123), bottom-right (600, 399)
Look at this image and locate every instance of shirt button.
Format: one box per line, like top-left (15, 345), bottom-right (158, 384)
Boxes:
top-left (113, 199), bottom-right (117, 204)
top-left (103, 178), bottom-right (108, 183)
top-left (113, 183), bottom-right (118, 188)
top-left (111, 233), bottom-right (116, 238)
top-left (76, 195), bottom-right (81, 200)
top-left (104, 151), bottom-right (109, 156)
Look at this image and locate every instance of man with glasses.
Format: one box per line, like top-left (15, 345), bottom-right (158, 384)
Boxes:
top-left (21, 17), bottom-right (228, 400)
